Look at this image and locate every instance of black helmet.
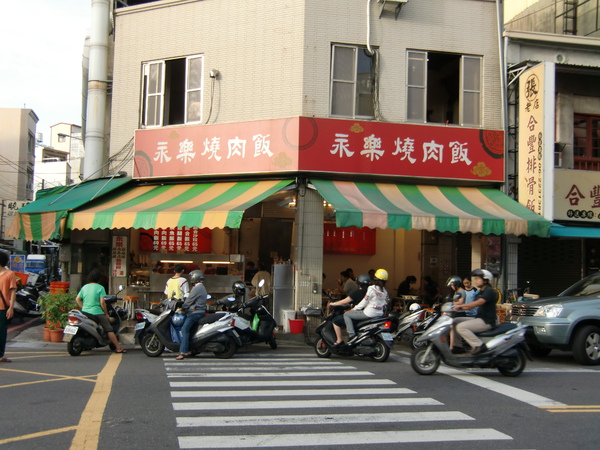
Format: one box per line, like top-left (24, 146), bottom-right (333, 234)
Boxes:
top-left (446, 276), bottom-right (463, 289)
top-left (189, 270), bottom-right (204, 284)
top-left (357, 274), bottom-right (371, 287)
top-left (232, 281), bottom-right (246, 296)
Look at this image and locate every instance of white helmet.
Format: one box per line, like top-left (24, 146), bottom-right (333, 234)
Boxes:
top-left (472, 268), bottom-right (493, 283)
top-left (409, 303), bottom-right (421, 312)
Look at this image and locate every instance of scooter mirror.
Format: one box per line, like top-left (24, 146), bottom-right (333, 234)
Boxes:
top-left (118, 284), bottom-right (123, 292)
top-left (258, 279), bottom-right (265, 288)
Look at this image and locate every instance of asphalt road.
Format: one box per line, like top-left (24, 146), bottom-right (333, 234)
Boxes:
top-left (2, 321), bottom-right (599, 449)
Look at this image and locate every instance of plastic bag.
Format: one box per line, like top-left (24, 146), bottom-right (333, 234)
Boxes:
top-left (251, 314), bottom-right (260, 331)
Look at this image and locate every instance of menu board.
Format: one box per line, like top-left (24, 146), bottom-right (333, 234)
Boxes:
top-left (139, 228), bottom-right (212, 253)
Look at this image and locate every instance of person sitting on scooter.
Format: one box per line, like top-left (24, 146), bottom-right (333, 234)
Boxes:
top-left (176, 270), bottom-right (208, 360)
top-left (447, 275), bottom-right (466, 351)
top-left (343, 269), bottom-right (389, 341)
top-left (329, 274), bottom-right (371, 347)
top-left (451, 268), bottom-right (498, 356)
top-left (75, 269), bottom-right (126, 354)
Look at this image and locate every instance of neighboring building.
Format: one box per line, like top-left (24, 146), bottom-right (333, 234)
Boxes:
top-left (504, 0), bottom-right (600, 295)
top-left (0, 107), bottom-right (37, 240)
top-left (50, 123), bottom-right (84, 182)
top-left (12, 1), bottom-right (552, 308)
top-left (34, 144), bottom-right (71, 193)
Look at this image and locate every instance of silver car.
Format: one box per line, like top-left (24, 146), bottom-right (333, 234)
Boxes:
top-left (506, 272), bottom-right (600, 365)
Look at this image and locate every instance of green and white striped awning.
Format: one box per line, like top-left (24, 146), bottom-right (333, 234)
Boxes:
top-left (312, 180), bottom-right (551, 237)
top-left (67, 179), bottom-right (293, 231)
top-left (7, 177), bottom-right (131, 241)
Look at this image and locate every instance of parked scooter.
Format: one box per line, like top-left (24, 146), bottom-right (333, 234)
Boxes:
top-left (216, 280), bottom-right (278, 350)
top-left (64, 287), bottom-right (127, 356)
top-left (141, 301), bottom-right (240, 359)
top-left (410, 303), bottom-right (531, 377)
top-left (7, 276), bottom-right (49, 323)
top-left (314, 305), bottom-right (395, 362)
top-left (390, 303), bottom-right (426, 346)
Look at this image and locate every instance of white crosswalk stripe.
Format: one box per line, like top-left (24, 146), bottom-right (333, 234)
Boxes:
top-left (166, 351), bottom-right (514, 449)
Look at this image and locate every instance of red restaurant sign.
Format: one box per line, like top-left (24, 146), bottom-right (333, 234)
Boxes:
top-left (134, 117), bottom-right (504, 182)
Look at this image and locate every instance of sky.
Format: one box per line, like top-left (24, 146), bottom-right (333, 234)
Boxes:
top-left (1, 0), bottom-right (91, 144)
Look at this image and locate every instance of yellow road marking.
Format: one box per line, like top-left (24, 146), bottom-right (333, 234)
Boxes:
top-left (0, 426), bottom-right (78, 445)
top-left (1, 375), bottom-right (96, 389)
top-left (540, 405), bottom-right (600, 413)
top-left (70, 353), bottom-right (122, 450)
top-left (0, 367), bottom-right (97, 386)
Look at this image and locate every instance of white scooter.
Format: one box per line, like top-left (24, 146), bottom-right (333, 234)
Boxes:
top-left (410, 303), bottom-right (532, 377)
top-left (64, 286), bottom-right (127, 356)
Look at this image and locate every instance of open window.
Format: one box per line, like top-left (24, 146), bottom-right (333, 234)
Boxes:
top-left (141, 55), bottom-right (203, 127)
top-left (407, 50), bottom-right (481, 126)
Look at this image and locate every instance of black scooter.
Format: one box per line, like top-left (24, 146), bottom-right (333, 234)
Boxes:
top-left (314, 306), bottom-right (395, 362)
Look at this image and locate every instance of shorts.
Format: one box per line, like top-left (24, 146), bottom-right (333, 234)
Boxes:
top-left (95, 314), bottom-right (113, 333)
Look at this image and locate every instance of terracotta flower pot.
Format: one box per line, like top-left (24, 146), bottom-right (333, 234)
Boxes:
top-left (43, 327), bottom-right (52, 342)
top-left (49, 328), bottom-right (64, 343)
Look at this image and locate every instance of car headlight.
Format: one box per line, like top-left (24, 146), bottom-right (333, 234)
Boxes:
top-left (534, 304), bottom-right (563, 318)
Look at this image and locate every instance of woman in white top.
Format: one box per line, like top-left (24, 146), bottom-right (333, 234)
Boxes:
top-left (343, 269), bottom-right (389, 340)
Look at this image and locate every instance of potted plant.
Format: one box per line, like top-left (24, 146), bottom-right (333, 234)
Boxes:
top-left (38, 291), bottom-right (78, 342)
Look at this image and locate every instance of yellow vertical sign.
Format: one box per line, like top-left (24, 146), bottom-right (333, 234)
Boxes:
top-left (518, 64), bottom-right (545, 215)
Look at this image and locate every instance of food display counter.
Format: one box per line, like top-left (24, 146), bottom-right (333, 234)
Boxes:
top-left (128, 253), bottom-right (244, 308)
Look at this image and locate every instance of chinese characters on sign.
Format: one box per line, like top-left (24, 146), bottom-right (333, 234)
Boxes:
top-left (134, 117), bottom-right (504, 181)
top-left (554, 169), bottom-right (600, 222)
top-left (141, 228), bottom-right (212, 253)
top-left (112, 235), bottom-right (127, 277)
top-left (518, 66), bottom-right (544, 215)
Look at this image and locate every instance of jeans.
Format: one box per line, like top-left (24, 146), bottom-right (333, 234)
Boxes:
top-left (179, 312), bottom-right (205, 354)
top-left (0, 310), bottom-right (6, 358)
top-left (343, 310), bottom-right (370, 337)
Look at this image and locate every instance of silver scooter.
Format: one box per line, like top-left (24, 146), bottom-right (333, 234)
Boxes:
top-left (411, 303), bottom-right (532, 377)
top-left (141, 300), bottom-right (240, 359)
top-left (64, 287), bottom-right (127, 356)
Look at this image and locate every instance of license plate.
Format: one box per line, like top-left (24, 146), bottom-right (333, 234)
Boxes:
top-left (134, 322), bottom-right (146, 331)
top-left (64, 325), bottom-right (78, 335)
top-left (381, 332), bottom-right (393, 341)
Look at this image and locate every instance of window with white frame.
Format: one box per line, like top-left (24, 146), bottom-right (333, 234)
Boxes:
top-left (330, 44), bottom-right (375, 118)
top-left (141, 55), bottom-right (203, 127)
top-left (407, 51), bottom-right (481, 126)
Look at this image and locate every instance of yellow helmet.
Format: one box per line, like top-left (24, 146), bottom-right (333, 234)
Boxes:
top-left (374, 269), bottom-right (388, 281)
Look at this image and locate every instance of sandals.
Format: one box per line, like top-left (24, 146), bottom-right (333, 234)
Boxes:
top-left (115, 349), bottom-right (127, 354)
top-left (175, 352), bottom-right (191, 360)
top-left (0, 357), bottom-right (11, 363)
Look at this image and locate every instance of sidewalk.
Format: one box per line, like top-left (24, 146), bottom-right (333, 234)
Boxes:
top-left (9, 320), bottom-right (310, 348)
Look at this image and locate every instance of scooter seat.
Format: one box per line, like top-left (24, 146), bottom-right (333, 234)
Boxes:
top-left (197, 312), bottom-right (227, 325)
top-left (477, 323), bottom-right (517, 337)
top-left (355, 316), bottom-right (388, 328)
top-left (82, 311), bottom-right (101, 324)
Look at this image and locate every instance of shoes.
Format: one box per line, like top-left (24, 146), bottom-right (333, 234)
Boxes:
top-left (470, 344), bottom-right (488, 356)
top-left (331, 341), bottom-right (344, 348)
top-left (451, 347), bottom-right (466, 355)
top-left (0, 357), bottom-right (11, 363)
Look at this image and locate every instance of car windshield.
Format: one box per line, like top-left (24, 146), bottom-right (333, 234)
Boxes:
top-left (560, 273), bottom-right (600, 298)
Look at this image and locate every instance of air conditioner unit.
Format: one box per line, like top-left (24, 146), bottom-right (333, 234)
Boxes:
top-left (378, 0), bottom-right (408, 19)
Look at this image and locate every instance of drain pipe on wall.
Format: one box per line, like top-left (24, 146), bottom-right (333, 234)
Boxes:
top-left (83, 0), bottom-right (111, 181)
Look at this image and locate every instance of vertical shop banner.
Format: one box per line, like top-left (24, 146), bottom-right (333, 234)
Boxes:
top-left (554, 169), bottom-right (600, 222)
top-left (112, 235), bottom-right (128, 277)
top-left (518, 62), bottom-right (555, 220)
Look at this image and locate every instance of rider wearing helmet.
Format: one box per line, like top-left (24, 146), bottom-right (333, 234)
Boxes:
top-left (343, 269), bottom-right (389, 341)
top-left (176, 270), bottom-right (208, 360)
top-left (329, 274), bottom-right (371, 346)
top-left (447, 276), bottom-right (466, 308)
top-left (451, 268), bottom-right (498, 356)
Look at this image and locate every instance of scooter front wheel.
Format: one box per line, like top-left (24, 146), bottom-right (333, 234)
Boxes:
top-left (67, 336), bottom-right (85, 356)
top-left (142, 333), bottom-right (165, 357)
top-left (411, 345), bottom-right (441, 375)
top-left (314, 337), bottom-right (331, 358)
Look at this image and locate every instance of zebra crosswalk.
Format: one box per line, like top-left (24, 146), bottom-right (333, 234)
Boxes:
top-left (164, 352), bottom-right (513, 449)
